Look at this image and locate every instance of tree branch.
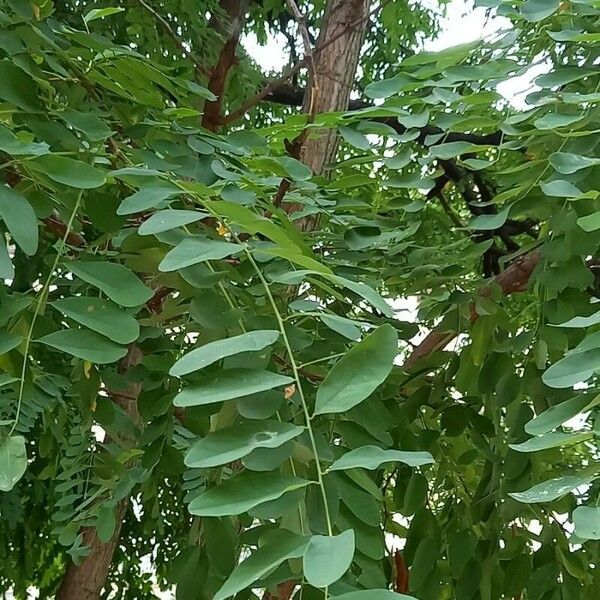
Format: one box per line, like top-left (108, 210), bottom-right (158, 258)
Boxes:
top-left (136, 0), bottom-right (210, 77)
top-left (221, 2), bottom-right (383, 126)
top-left (403, 250), bottom-right (542, 371)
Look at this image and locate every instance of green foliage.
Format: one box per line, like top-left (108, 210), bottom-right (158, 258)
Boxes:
top-left (0, 0), bottom-right (600, 599)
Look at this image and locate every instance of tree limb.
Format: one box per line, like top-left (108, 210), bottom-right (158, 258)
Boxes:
top-left (403, 250), bottom-right (542, 371)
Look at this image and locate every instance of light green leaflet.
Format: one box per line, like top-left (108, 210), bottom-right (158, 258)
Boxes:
top-left (0, 435), bottom-right (27, 492)
top-left (573, 506), bottom-right (600, 541)
top-left (188, 472), bottom-right (310, 516)
top-left (304, 530), bottom-right (355, 588)
top-left (51, 297), bottom-right (139, 344)
top-left (525, 394), bottom-right (600, 435)
top-left (214, 530), bottom-right (309, 600)
top-left (509, 431), bottom-right (592, 453)
top-left (509, 474), bottom-right (595, 504)
top-left (314, 324), bottom-right (398, 415)
top-left (328, 445), bottom-right (434, 471)
top-left (173, 369), bottom-right (294, 407)
top-left (185, 420), bottom-right (304, 468)
top-left (138, 209), bottom-right (208, 236)
top-left (37, 329), bottom-right (127, 364)
top-left (334, 592), bottom-right (417, 600)
top-left (159, 237), bottom-right (242, 271)
top-left (70, 262), bottom-right (153, 308)
top-left (170, 330), bottom-right (279, 376)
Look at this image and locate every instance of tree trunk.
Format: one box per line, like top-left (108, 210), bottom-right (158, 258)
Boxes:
top-left (56, 345), bottom-right (143, 600)
top-left (285, 0), bottom-right (371, 231)
top-left (202, 0), bottom-right (249, 132)
top-left (300, 0), bottom-right (371, 176)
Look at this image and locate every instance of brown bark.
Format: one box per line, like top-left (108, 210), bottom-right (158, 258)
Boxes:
top-left (298, 0), bottom-right (371, 177)
top-left (202, 0), bottom-right (249, 132)
top-left (284, 0), bottom-right (371, 230)
top-left (56, 345), bottom-right (143, 599)
top-left (404, 250), bottom-right (542, 371)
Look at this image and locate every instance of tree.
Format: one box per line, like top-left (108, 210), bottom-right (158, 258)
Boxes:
top-left (0, 0), bottom-right (599, 598)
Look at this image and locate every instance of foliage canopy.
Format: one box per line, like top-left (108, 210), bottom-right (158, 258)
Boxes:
top-left (1, 0), bottom-right (600, 599)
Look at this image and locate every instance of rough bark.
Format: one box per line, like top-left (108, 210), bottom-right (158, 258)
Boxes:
top-left (298, 0), bottom-right (371, 177)
top-left (404, 250), bottom-right (542, 371)
top-left (202, 0), bottom-right (249, 132)
top-left (283, 0), bottom-right (371, 231)
top-left (56, 345), bottom-right (143, 600)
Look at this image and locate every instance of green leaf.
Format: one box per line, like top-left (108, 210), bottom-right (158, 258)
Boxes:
top-left (60, 109), bottom-right (112, 142)
top-left (171, 330), bottom-right (279, 376)
top-left (214, 530), bottom-right (309, 600)
top-left (573, 506), bottom-right (600, 541)
top-left (117, 185), bottom-right (180, 215)
top-left (0, 241), bottom-right (14, 280)
top-left (549, 152), bottom-right (599, 175)
top-left (509, 475), bottom-right (594, 504)
top-left (430, 142), bottom-right (478, 160)
top-left (534, 113), bottom-right (582, 130)
top-left (96, 505), bottom-right (117, 543)
top-left (0, 186), bottom-right (38, 255)
top-left (0, 62), bottom-right (40, 112)
top-left (320, 314), bottom-right (361, 341)
top-left (173, 370), bottom-right (294, 407)
top-left (326, 275), bottom-right (393, 317)
top-left (328, 445), bottom-right (434, 471)
top-left (314, 325), bottom-right (398, 415)
top-left (339, 126), bottom-right (372, 150)
top-left (386, 174), bottom-right (435, 191)
top-left (138, 210), bottom-right (208, 236)
top-left (84, 7), bottom-right (125, 22)
top-left (70, 262), bottom-right (154, 308)
top-left (188, 472), bottom-right (310, 516)
top-left (364, 74), bottom-right (415, 99)
top-left (185, 420), bottom-right (304, 468)
top-left (525, 394), bottom-right (600, 435)
top-left (540, 180), bottom-right (582, 198)
top-left (51, 297), bottom-right (139, 344)
top-left (0, 435), bottom-right (27, 492)
top-left (521, 0), bottom-right (559, 22)
top-left (0, 126), bottom-right (48, 156)
top-left (37, 329), bottom-right (127, 364)
top-left (577, 211), bottom-right (600, 232)
top-left (334, 592), bottom-right (417, 600)
top-left (28, 156), bottom-right (106, 189)
top-left (535, 67), bottom-right (596, 89)
top-left (0, 331), bottom-right (23, 355)
top-left (509, 431), bottom-right (592, 453)
top-left (303, 530), bottom-right (355, 588)
top-left (552, 309), bottom-right (600, 328)
top-left (542, 349), bottom-right (600, 388)
top-left (468, 206), bottom-right (510, 231)
top-left (159, 237), bottom-right (242, 272)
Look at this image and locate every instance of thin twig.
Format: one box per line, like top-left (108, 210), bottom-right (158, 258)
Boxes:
top-left (285, 0), bottom-right (318, 89)
top-left (137, 0), bottom-right (210, 77)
